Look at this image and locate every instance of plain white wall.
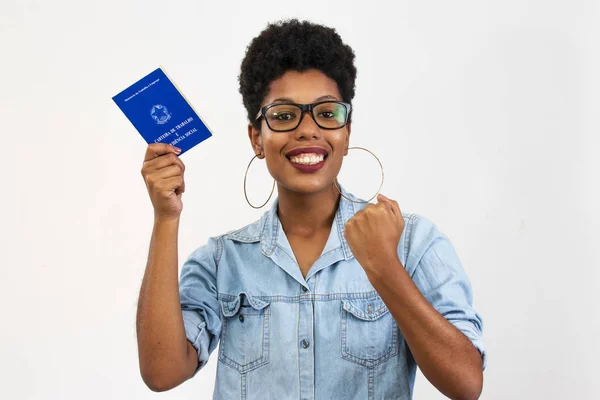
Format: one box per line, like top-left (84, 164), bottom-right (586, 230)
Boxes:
top-left (1, 0), bottom-right (598, 398)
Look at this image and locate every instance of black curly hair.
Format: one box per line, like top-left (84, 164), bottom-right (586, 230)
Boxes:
top-left (239, 19), bottom-right (357, 131)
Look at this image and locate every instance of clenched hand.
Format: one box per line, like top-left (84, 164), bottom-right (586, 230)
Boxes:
top-left (141, 143), bottom-right (186, 222)
top-left (344, 194), bottom-right (405, 275)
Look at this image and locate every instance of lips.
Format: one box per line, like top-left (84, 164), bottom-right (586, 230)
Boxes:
top-left (285, 147), bottom-right (329, 158)
top-left (285, 147), bottom-right (328, 173)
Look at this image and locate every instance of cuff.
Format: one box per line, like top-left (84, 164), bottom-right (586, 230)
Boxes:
top-left (453, 320), bottom-right (487, 371)
top-left (182, 310), bottom-right (210, 378)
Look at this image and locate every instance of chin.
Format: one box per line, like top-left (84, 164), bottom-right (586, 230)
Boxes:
top-left (278, 176), bottom-right (336, 195)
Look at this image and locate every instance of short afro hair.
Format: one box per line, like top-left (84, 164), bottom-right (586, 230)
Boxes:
top-left (239, 19), bottom-right (357, 130)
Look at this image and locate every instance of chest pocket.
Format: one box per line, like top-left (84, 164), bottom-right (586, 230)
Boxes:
top-left (341, 296), bottom-right (400, 367)
top-left (219, 293), bottom-right (271, 373)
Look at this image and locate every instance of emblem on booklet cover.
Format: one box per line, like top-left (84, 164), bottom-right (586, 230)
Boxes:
top-left (150, 104), bottom-right (171, 125)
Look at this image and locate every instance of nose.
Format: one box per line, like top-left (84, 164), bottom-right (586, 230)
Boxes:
top-left (294, 110), bottom-right (321, 140)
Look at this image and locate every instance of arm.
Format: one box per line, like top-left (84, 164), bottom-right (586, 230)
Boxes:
top-left (136, 143), bottom-right (197, 391)
top-left (136, 217), bottom-right (199, 392)
top-left (344, 194), bottom-right (484, 400)
top-left (367, 257), bottom-right (483, 400)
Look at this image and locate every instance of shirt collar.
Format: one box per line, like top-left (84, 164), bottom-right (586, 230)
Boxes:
top-left (260, 185), bottom-right (357, 260)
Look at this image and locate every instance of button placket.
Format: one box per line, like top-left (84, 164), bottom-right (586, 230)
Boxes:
top-left (298, 290), bottom-right (315, 399)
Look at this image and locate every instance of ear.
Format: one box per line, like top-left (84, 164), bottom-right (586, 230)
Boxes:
top-left (247, 124), bottom-right (264, 158)
top-left (344, 122), bottom-right (352, 156)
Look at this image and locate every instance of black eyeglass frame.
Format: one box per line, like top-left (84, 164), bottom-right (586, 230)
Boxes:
top-left (254, 100), bottom-right (352, 132)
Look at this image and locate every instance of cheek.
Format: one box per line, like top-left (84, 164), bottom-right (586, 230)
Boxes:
top-left (261, 136), bottom-right (288, 174)
top-left (328, 131), bottom-right (349, 153)
top-left (328, 149), bottom-right (345, 176)
top-left (261, 134), bottom-right (285, 155)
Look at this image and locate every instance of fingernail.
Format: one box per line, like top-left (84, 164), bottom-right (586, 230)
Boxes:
top-left (174, 147), bottom-right (182, 154)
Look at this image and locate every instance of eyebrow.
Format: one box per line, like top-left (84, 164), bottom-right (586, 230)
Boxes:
top-left (270, 94), bottom-right (340, 104)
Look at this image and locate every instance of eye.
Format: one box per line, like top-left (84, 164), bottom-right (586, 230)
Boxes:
top-left (274, 112), bottom-right (296, 121)
top-left (267, 105), bottom-right (299, 123)
top-left (318, 111), bottom-right (335, 119)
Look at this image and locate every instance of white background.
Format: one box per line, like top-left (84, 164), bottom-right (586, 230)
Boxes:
top-left (1, 0), bottom-right (598, 399)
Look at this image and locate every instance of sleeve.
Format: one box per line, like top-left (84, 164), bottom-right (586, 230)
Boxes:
top-left (408, 215), bottom-right (487, 370)
top-left (179, 236), bottom-right (222, 378)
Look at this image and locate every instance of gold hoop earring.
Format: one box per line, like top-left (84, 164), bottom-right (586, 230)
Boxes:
top-left (334, 146), bottom-right (384, 203)
top-left (243, 154), bottom-right (276, 209)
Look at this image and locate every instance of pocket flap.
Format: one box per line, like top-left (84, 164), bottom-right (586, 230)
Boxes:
top-left (342, 297), bottom-right (389, 321)
top-left (220, 293), bottom-right (270, 317)
top-left (221, 296), bottom-right (240, 317)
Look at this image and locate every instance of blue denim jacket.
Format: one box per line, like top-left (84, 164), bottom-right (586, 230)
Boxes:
top-left (179, 187), bottom-right (485, 399)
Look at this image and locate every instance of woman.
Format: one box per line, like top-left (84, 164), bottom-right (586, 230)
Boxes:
top-left (136, 19), bottom-right (485, 399)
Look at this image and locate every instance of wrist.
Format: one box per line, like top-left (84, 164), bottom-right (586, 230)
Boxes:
top-left (153, 213), bottom-right (181, 226)
top-left (363, 253), bottom-right (403, 282)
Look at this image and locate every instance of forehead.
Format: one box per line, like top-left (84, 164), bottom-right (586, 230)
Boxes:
top-left (263, 69), bottom-right (342, 105)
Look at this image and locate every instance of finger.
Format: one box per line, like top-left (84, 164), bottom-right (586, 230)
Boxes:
top-left (377, 193), bottom-right (391, 203)
top-left (176, 179), bottom-right (186, 195)
top-left (377, 194), bottom-right (400, 217)
top-left (155, 175), bottom-right (184, 194)
top-left (150, 165), bottom-right (184, 181)
top-left (390, 199), bottom-right (401, 218)
top-left (363, 203), bottom-right (376, 212)
top-left (178, 175), bottom-right (186, 194)
top-left (376, 193), bottom-right (393, 209)
top-left (144, 143), bottom-right (181, 161)
top-left (143, 152), bottom-right (185, 174)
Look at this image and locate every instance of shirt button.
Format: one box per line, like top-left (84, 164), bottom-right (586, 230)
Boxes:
top-left (301, 339), bottom-right (310, 349)
top-left (239, 315), bottom-right (244, 323)
top-left (302, 286), bottom-right (308, 292)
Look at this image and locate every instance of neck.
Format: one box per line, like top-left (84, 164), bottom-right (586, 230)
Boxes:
top-left (276, 183), bottom-right (340, 237)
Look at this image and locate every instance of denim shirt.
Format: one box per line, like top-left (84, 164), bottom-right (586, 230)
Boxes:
top-left (179, 188), bottom-right (485, 400)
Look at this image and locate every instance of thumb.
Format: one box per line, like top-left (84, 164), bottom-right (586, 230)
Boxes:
top-left (377, 193), bottom-right (401, 218)
top-left (377, 193), bottom-right (391, 203)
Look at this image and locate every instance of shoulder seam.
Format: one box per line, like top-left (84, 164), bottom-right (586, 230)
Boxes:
top-left (213, 235), bottom-right (225, 268)
top-left (404, 213), bottom-right (418, 261)
top-left (403, 213), bottom-right (419, 267)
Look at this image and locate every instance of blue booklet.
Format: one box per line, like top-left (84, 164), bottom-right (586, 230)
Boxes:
top-left (113, 66), bottom-right (213, 155)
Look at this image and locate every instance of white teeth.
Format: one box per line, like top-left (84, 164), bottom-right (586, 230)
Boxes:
top-left (289, 153), bottom-right (325, 165)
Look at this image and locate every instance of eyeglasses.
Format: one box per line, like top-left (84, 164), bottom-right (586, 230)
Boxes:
top-left (255, 100), bottom-right (352, 132)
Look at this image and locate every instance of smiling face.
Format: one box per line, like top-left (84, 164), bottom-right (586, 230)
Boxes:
top-left (248, 69), bottom-right (351, 195)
